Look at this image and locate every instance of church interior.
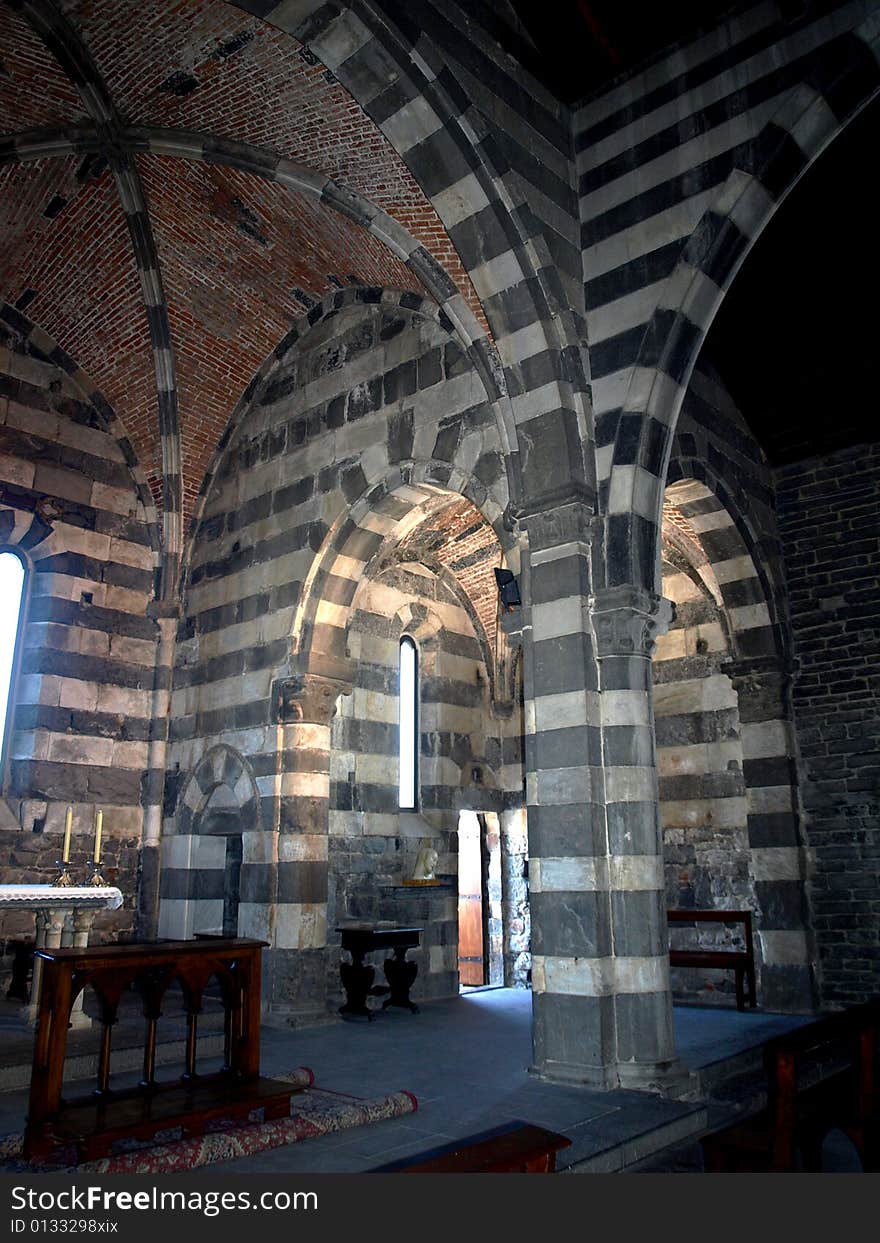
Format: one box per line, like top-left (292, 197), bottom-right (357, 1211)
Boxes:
top-left (0, 0), bottom-right (878, 1174)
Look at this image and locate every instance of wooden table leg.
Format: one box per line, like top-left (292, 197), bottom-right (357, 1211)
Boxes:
top-left (182, 1008), bottom-right (200, 1081)
top-left (24, 956), bottom-right (73, 1159)
top-left (339, 948), bottom-right (376, 1019)
top-left (382, 947), bottom-right (419, 1013)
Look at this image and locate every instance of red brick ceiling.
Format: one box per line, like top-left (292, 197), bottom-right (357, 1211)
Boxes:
top-left (402, 496), bottom-right (503, 656)
top-left (0, 158), bottom-right (158, 494)
top-left (141, 153), bottom-right (422, 517)
top-left (0, 4), bottom-right (84, 132)
top-left (661, 497), bottom-right (707, 570)
top-left (0, 0), bottom-right (488, 545)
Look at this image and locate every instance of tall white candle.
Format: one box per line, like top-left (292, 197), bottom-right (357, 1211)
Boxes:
top-left (93, 809), bottom-right (103, 864)
top-left (62, 806), bottom-right (72, 863)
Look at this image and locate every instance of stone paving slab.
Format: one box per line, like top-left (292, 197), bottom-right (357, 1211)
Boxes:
top-left (0, 988), bottom-right (808, 1174)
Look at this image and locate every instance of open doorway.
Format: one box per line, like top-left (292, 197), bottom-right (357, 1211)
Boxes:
top-left (457, 810), bottom-right (503, 992)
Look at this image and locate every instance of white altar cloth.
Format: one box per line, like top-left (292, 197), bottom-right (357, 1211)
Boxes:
top-left (0, 884), bottom-right (123, 910)
top-left (0, 884), bottom-right (124, 1025)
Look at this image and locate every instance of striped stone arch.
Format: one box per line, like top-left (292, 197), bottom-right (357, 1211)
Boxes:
top-left (158, 745), bottom-right (262, 942)
top-left (291, 460), bottom-right (517, 685)
top-left (663, 464), bottom-right (815, 1010)
top-left (371, 547), bottom-right (504, 702)
top-left (0, 505), bottom-right (54, 558)
top-left (0, 303), bottom-right (162, 563)
top-left (664, 463), bottom-right (784, 664)
top-left (603, 20), bottom-right (880, 591)
top-left (226, 0), bottom-right (594, 513)
top-left (187, 284), bottom-right (514, 572)
top-left (173, 745), bottom-right (261, 840)
top-left (389, 599), bottom-right (443, 645)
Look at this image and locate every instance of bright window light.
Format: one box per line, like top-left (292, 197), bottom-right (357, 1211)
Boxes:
top-left (398, 636), bottom-right (418, 809)
top-left (0, 551), bottom-right (25, 763)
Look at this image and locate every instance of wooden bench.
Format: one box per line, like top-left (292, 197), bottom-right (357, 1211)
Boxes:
top-left (369, 1121), bottom-right (572, 1173)
top-left (667, 909), bottom-right (757, 1011)
top-left (700, 999), bottom-right (880, 1172)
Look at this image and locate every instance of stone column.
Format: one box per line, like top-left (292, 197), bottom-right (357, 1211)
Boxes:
top-left (726, 656), bottom-right (817, 1011)
top-left (499, 806), bottom-right (530, 987)
top-left (26, 909), bottom-right (66, 1026)
top-left (590, 584), bottom-right (684, 1091)
top-left (520, 502), bottom-right (621, 1086)
top-left (61, 909), bottom-right (98, 1029)
top-left (520, 493), bottom-right (686, 1089)
top-left (139, 605), bottom-right (179, 940)
top-left (265, 671), bottom-right (351, 1026)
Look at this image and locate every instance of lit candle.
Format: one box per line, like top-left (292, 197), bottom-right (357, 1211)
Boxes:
top-left (93, 809), bottom-right (103, 864)
top-left (62, 806), bottom-right (72, 863)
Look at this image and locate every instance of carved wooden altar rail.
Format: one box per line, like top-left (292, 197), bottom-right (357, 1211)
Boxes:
top-left (24, 938), bottom-right (301, 1162)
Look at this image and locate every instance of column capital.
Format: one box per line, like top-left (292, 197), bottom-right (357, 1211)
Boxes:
top-left (146, 600), bottom-right (183, 621)
top-left (722, 655), bottom-right (793, 686)
top-left (499, 607), bottom-right (529, 649)
top-left (721, 656), bottom-right (793, 720)
top-left (272, 672), bottom-right (352, 725)
top-left (590, 585), bottom-right (674, 658)
top-left (520, 500), bottom-right (599, 553)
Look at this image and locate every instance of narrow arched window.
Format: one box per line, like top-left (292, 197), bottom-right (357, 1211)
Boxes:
top-left (0, 549), bottom-right (26, 774)
top-left (398, 636), bottom-right (418, 809)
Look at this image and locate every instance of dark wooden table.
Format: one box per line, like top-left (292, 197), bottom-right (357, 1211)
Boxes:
top-left (336, 925), bottom-right (422, 1019)
top-left (24, 937), bottom-right (303, 1162)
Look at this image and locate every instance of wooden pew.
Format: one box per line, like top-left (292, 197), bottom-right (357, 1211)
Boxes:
top-left (24, 938), bottom-right (303, 1163)
top-left (370, 1121), bottom-right (572, 1173)
top-left (700, 999), bottom-right (880, 1172)
top-left (668, 909), bottom-right (757, 1011)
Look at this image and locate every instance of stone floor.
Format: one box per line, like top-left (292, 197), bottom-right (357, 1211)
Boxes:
top-left (0, 988), bottom-right (832, 1173)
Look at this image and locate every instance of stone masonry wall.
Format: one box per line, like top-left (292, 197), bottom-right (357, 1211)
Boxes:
top-left (328, 561), bottom-right (505, 1003)
top-left (0, 318), bottom-right (158, 970)
top-left (165, 289), bottom-right (511, 1014)
top-left (777, 440), bottom-right (880, 1007)
top-left (654, 559), bottom-right (754, 1006)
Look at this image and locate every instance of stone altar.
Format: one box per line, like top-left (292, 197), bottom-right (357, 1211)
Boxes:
top-left (0, 884), bottom-right (123, 1027)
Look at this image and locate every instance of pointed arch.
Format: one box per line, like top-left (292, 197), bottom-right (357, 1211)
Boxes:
top-left (602, 40), bottom-right (880, 589)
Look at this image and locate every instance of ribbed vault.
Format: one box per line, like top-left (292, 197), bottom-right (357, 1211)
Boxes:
top-left (0, 0), bottom-right (488, 582)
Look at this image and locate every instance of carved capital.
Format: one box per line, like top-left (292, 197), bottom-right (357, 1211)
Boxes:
top-left (521, 500), bottom-right (598, 553)
top-left (147, 599), bottom-right (183, 621)
top-left (723, 655), bottom-right (791, 685)
top-left (273, 673), bottom-right (352, 725)
top-left (722, 656), bottom-right (792, 715)
top-left (499, 606), bottom-right (529, 648)
top-left (590, 585), bottom-right (674, 658)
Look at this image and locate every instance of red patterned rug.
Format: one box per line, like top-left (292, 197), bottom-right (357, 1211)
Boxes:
top-left (1, 1069), bottom-right (418, 1173)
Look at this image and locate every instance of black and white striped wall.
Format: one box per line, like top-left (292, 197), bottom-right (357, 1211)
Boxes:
top-left (0, 305), bottom-right (161, 936)
top-left (328, 558), bottom-right (509, 1002)
top-left (577, 0), bottom-right (880, 590)
top-left (230, 0), bottom-right (594, 518)
top-left (164, 287), bottom-right (517, 1018)
top-left (662, 364), bottom-right (815, 1010)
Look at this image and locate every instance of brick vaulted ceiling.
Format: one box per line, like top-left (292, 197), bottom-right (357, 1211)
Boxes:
top-left (0, 0), bottom-right (487, 579)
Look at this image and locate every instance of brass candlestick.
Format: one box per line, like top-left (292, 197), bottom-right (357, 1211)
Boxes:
top-left (87, 860), bottom-right (107, 887)
top-left (52, 861), bottom-right (75, 887)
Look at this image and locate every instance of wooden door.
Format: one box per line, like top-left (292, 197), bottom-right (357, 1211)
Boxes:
top-left (458, 812), bottom-right (485, 986)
